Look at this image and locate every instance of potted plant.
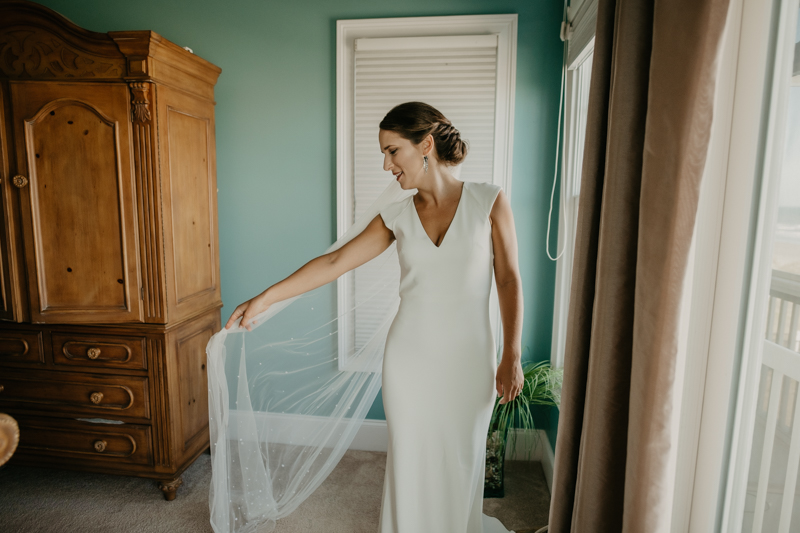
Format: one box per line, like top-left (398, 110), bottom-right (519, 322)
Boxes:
top-left (484, 360), bottom-right (562, 498)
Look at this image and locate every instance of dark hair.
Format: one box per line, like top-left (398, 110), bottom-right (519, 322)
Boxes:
top-left (379, 102), bottom-right (468, 165)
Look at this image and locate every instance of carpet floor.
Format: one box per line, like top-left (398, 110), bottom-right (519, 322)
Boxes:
top-left (0, 450), bottom-right (550, 533)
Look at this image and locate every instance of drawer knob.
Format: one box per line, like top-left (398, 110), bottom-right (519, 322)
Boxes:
top-left (90, 392), bottom-right (104, 405)
top-left (12, 175), bottom-right (28, 188)
top-left (87, 347), bottom-right (102, 360)
top-left (94, 440), bottom-right (107, 453)
top-left (0, 384), bottom-right (4, 393)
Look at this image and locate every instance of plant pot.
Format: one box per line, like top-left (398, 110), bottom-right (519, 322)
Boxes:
top-left (484, 429), bottom-right (507, 498)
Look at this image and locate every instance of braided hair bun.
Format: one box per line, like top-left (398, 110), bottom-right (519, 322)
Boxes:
top-left (379, 102), bottom-right (468, 165)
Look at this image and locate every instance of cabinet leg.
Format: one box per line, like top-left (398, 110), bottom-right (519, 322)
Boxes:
top-left (158, 477), bottom-right (183, 501)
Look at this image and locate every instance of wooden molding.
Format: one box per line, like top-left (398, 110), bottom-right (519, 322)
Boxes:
top-left (109, 30), bottom-right (221, 98)
top-left (0, 1), bottom-right (125, 80)
top-left (0, 2), bottom-right (220, 99)
top-left (0, 27), bottom-right (125, 79)
top-left (149, 337), bottom-right (171, 467)
top-left (0, 82), bottom-right (29, 323)
top-left (128, 81), bottom-right (167, 323)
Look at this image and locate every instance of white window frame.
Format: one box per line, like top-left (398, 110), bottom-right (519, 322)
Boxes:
top-left (550, 2), bottom-right (596, 369)
top-left (667, 0), bottom-right (799, 531)
top-left (335, 15), bottom-right (518, 370)
top-left (550, 43), bottom-right (593, 369)
top-left (718, 0), bottom-right (800, 529)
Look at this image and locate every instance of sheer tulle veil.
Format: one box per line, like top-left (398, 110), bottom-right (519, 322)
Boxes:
top-left (206, 179), bottom-right (413, 533)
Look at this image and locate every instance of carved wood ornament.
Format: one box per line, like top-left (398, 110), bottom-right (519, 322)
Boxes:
top-left (129, 82), bottom-right (152, 124)
top-left (0, 29), bottom-right (124, 79)
top-left (158, 478), bottom-right (183, 501)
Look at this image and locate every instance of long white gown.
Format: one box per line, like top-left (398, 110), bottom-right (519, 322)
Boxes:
top-left (378, 180), bottom-right (513, 533)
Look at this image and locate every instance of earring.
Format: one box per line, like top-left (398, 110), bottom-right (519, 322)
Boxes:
top-left (423, 155), bottom-right (429, 173)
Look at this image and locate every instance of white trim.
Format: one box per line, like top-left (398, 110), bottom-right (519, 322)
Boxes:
top-left (568, 36), bottom-right (595, 72)
top-left (502, 428), bottom-right (555, 494)
top-left (227, 411), bottom-right (554, 492)
top-left (355, 34), bottom-right (499, 51)
top-left (537, 430), bottom-right (556, 494)
top-left (350, 418), bottom-right (390, 452)
top-left (721, 0), bottom-right (800, 529)
top-left (567, 0), bottom-right (598, 67)
top-left (668, 0), bottom-right (800, 530)
top-left (550, 45), bottom-right (593, 369)
top-left (227, 410), bottom-right (388, 452)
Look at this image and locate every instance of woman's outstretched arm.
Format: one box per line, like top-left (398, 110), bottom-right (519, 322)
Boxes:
top-left (225, 215), bottom-right (395, 330)
top-left (490, 190), bottom-right (525, 404)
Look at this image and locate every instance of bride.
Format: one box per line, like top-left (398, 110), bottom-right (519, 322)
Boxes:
top-left (214, 102), bottom-right (524, 533)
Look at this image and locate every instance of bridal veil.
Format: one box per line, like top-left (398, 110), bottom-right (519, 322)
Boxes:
top-left (206, 180), bottom-right (412, 533)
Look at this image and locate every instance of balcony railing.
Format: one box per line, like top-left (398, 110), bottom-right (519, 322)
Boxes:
top-left (745, 269), bottom-right (800, 532)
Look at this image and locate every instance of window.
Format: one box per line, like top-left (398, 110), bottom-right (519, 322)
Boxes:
top-left (336, 15), bottom-right (518, 370)
top-left (550, 15), bottom-right (595, 369)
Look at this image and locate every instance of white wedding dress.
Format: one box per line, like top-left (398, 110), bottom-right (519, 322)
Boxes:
top-left (378, 180), bottom-right (512, 533)
top-left (206, 179), bottom-right (514, 533)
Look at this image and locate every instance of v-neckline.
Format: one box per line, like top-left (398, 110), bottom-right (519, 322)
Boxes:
top-left (412, 182), bottom-right (466, 249)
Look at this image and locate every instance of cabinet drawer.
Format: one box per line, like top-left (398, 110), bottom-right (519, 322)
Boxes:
top-left (51, 332), bottom-right (146, 371)
top-left (0, 372), bottom-right (149, 420)
top-left (0, 331), bottom-right (45, 365)
top-left (16, 417), bottom-right (152, 466)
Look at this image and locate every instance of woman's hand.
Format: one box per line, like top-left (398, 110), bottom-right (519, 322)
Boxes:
top-left (223, 215), bottom-right (395, 333)
top-left (225, 290), bottom-right (272, 331)
top-left (496, 355), bottom-right (524, 405)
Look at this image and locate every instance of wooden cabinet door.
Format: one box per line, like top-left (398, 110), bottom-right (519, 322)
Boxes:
top-left (10, 82), bottom-right (142, 324)
top-left (157, 85), bottom-right (221, 322)
top-left (0, 82), bottom-right (26, 322)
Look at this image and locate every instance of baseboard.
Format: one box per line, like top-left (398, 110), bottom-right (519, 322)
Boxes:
top-left (227, 411), bottom-right (554, 493)
top-left (540, 431), bottom-right (555, 495)
top-left (350, 418), bottom-right (389, 452)
top-left (505, 429), bottom-right (554, 494)
top-left (226, 410), bottom-right (388, 451)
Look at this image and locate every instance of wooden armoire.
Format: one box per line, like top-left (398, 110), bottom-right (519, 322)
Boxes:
top-left (0, 0), bottom-right (222, 500)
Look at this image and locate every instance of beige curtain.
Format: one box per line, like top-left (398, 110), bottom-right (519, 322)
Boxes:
top-left (548, 0), bottom-right (731, 531)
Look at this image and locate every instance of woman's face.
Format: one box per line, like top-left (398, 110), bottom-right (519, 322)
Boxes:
top-left (378, 129), bottom-right (430, 190)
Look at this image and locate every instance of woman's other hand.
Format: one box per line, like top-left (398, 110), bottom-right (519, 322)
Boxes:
top-left (490, 190), bottom-right (524, 405)
top-left (225, 291), bottom-right (272, 331)
top-left (496, 355), bottom-right (524, 405)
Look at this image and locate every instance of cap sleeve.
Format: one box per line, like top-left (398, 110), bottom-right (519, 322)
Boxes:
top-left (379, 197), bottom-right (411, 233)
top-left (466, 181), bottom-right (503, 217)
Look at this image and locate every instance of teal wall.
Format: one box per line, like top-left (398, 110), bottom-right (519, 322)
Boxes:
top-left (35, 0), bottom-right (563, 431)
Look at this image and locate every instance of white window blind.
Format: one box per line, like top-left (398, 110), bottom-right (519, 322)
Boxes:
top-left (351, 34), bottom-right (500, 355)
top-left (336, 16), bottom-right (518, 370)
top-left (566, 0), bottom-right (598, 67)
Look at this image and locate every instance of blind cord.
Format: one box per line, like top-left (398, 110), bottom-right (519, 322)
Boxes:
top-left (546, 0), bottom-right (570, 262)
